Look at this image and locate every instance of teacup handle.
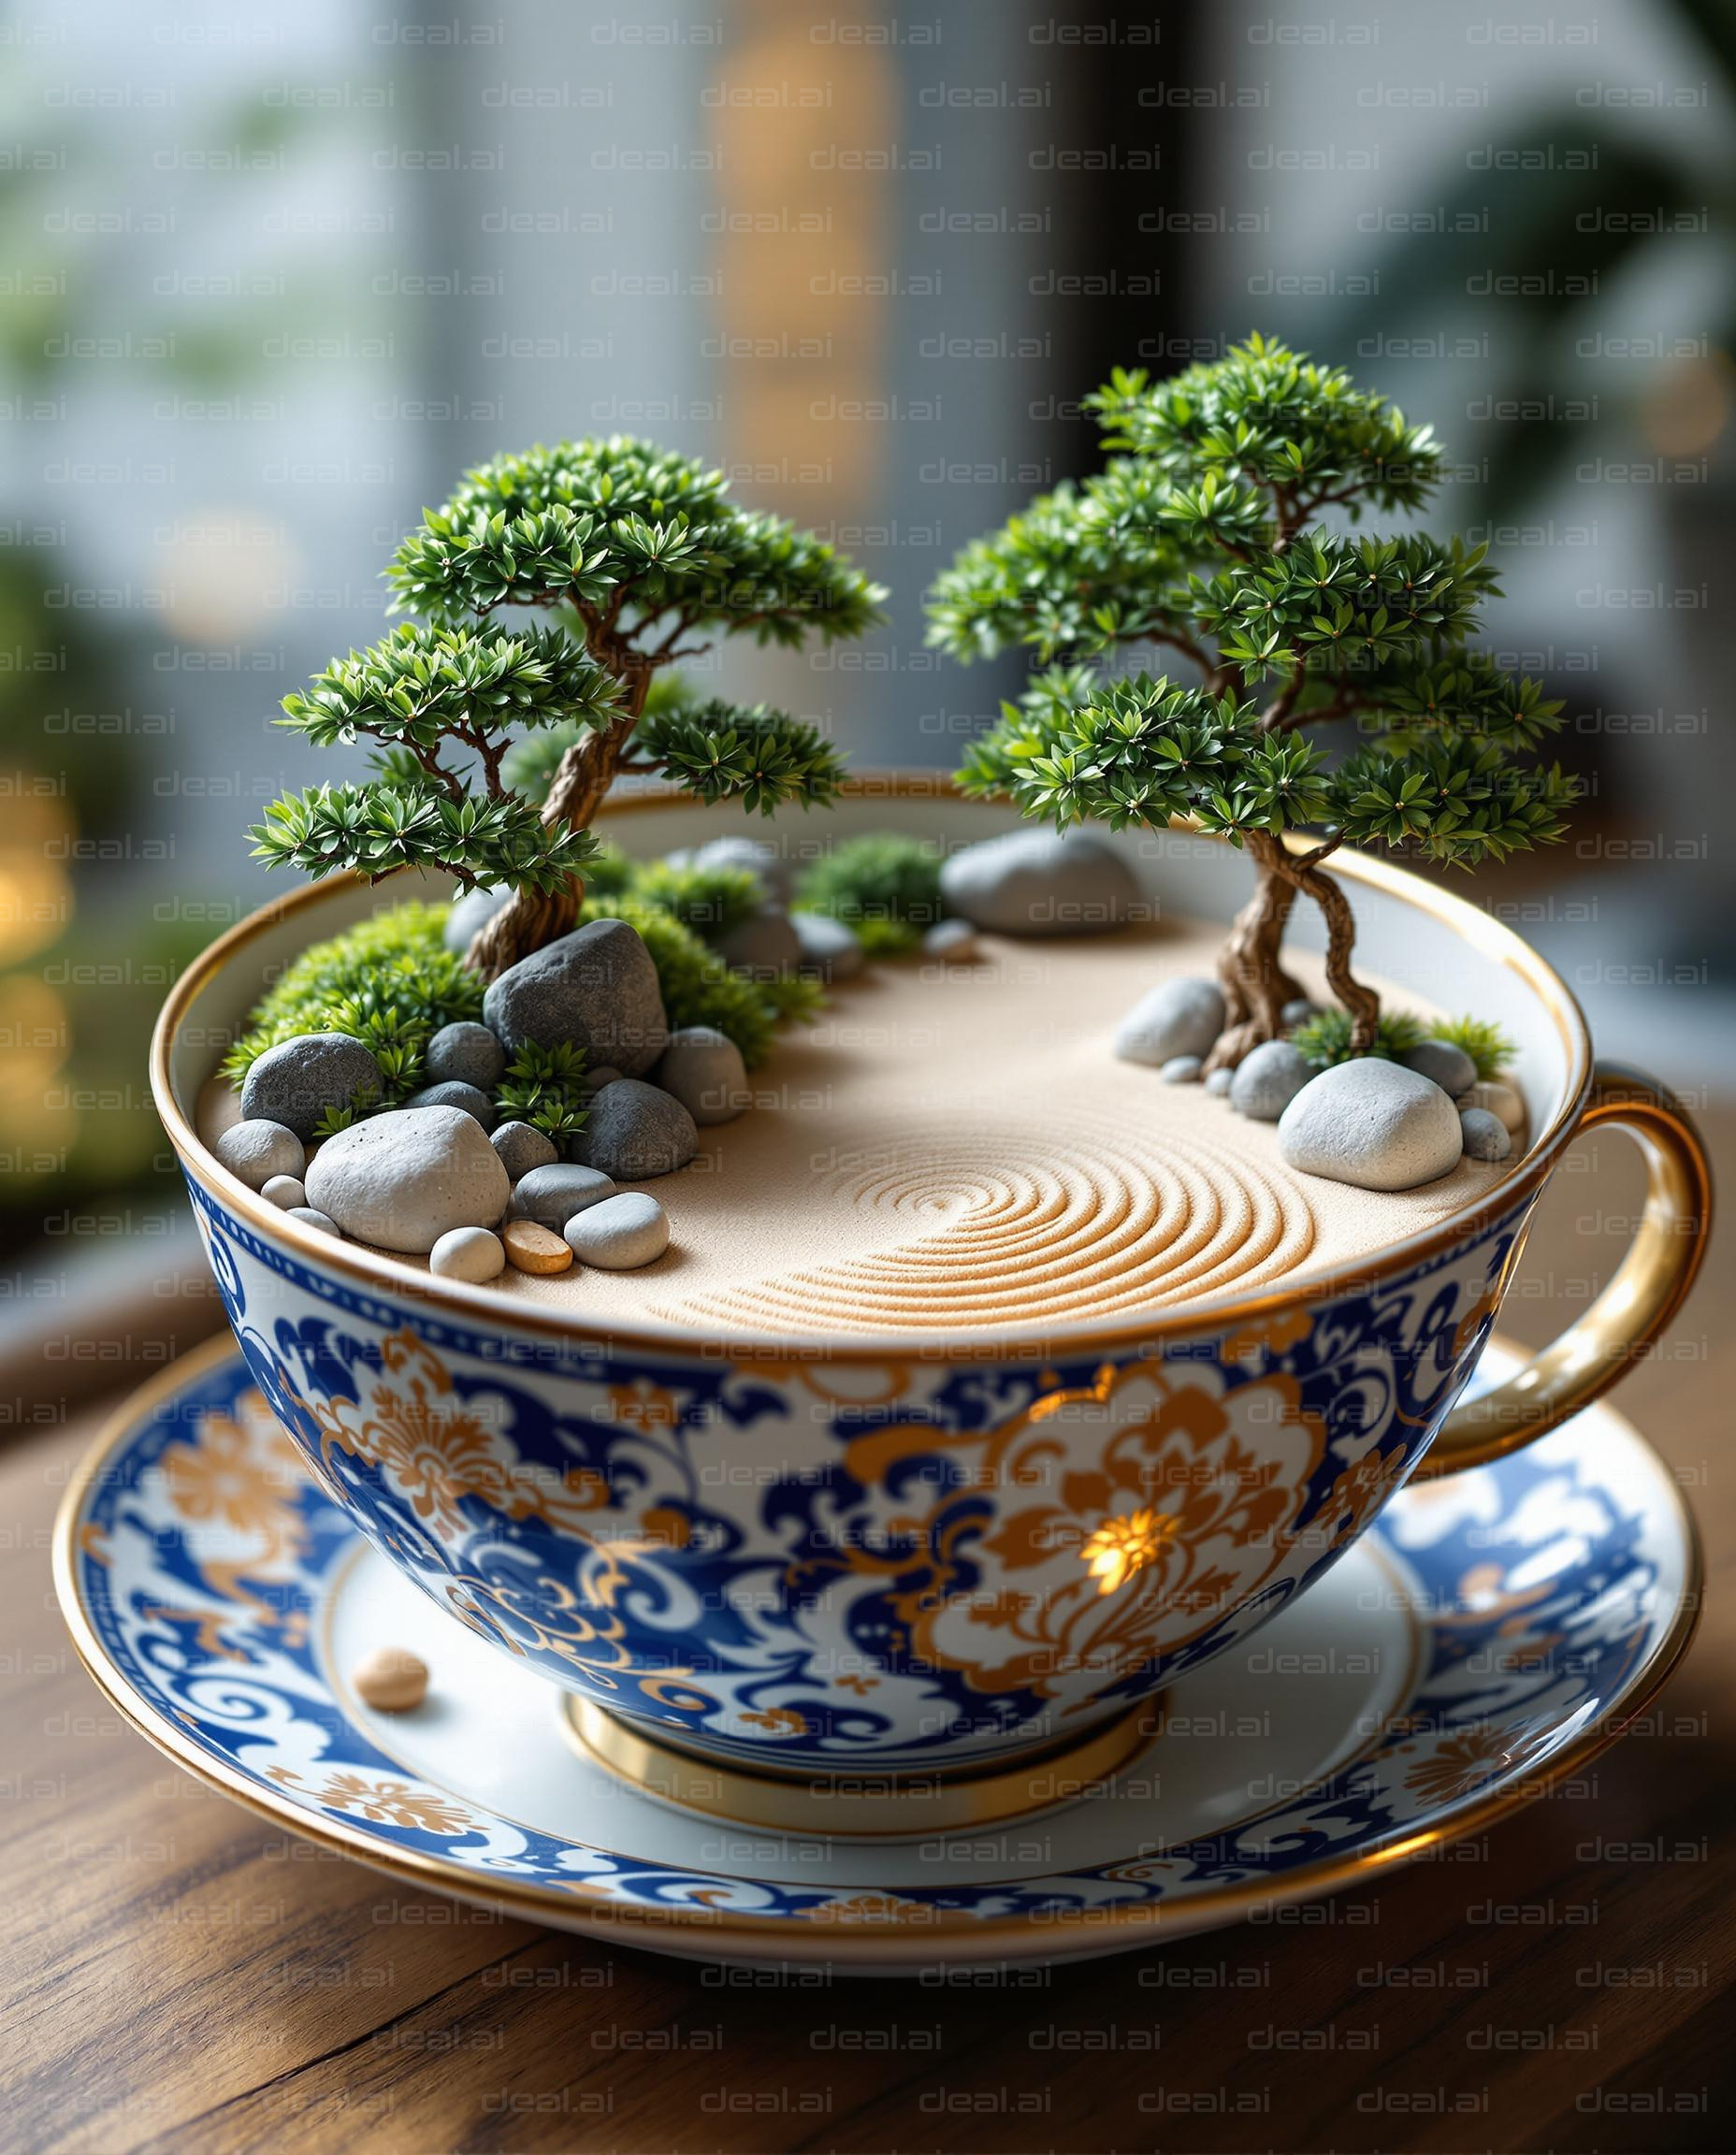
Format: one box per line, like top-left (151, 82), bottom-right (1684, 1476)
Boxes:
top-left (1417, 1062), bottom-right (1712, 1481)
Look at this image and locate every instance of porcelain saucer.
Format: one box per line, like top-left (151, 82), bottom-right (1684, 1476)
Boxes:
top-left (54, 1336), bottom-right (1699, 1973)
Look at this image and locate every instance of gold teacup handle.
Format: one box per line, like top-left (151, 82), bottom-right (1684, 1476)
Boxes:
top-left (1417, 1062), bottom-right (1712, 1480)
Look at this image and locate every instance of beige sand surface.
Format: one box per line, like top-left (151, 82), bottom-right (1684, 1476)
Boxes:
top-left (203, 917), bottom-right (1516, 1338)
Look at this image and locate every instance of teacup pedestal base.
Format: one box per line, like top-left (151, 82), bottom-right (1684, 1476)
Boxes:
top-left (560, 1695), bottom-right (1165, 1840)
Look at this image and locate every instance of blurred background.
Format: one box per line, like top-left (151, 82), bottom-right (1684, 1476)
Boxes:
top-left (3, 0), bottom-right (1732, 1350)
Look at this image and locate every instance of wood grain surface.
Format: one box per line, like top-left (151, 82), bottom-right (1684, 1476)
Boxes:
top-left (3, 1112), bottom-right (1730, 2154)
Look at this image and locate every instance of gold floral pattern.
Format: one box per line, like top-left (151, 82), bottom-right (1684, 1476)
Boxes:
top-left (836, 1358), bottom-right (1327, 1704)
top-left (310, 1330), bottom-right (611, 1539)
top-left (268, 1766), bottom-right (475, 1836)
top-left (1403, 1722), bottom-right (1547, 1805)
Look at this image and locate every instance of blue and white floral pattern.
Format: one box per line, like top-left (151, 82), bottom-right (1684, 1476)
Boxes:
top-left (179, 1169), bottom-right (1538, 1771)
top-left (64, 1341), bottom-right (1692, 1946)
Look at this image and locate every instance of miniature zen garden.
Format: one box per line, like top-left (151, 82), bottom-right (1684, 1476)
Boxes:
top-left (196, 340), bottom-right (1572, 1328)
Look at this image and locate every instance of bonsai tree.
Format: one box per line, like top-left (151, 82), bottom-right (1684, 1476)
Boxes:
top-left (252, 438), bottom-right (886, 977)
top-left (925, 335), bottom-right (1580, 1069)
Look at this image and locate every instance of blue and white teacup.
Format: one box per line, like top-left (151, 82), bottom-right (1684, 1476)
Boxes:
top-left (153, 783), bottom-right (1709, 1790)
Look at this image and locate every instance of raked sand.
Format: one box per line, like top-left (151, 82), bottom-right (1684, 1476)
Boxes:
top-left (203, 917), bottom-right (1515, 1339)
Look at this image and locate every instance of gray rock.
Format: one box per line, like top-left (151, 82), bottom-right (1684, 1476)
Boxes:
top-left (1459, 1106), bottom-right (1513, 1163)
top-left (214, 1118), bottom-right (304, 1191)
top-left (491, 1120), bottom-right (557, 1183)
top-left (790, 910), bottom-right (864, 980)
top-left (1205, 1067), bottom-right (1234, 1097)
top-left (1161, 1055), bottom-right (1202, 1085)
top-left (429, 1226), bottom-right (507, 1282)
top-left (1278, 1060), bottom-right (1464, 1192)
top-left (304, 1106), bottom-right (512, 1254)
top-left (714, 908), bottom-right (802, 976)
top-left (923, 918), bottom-right (979, 962)
top-left (507, 1163), bottom-right (617, 1232)
top-left (483, 918), bottom-right (668, 1078)
top-left (1401, 1037), bottom-right (1479, 1100)
top-left (668, 832), bottom-right (789, 901)
top-left (1462, 1078), bottom-right (1525, 1135)
top-left (938, 827), bottom-right (1138, 937)
top-left (426, 1020), bottom-right (507, 1091)
top-left (260, 1175), bottom-right (307, 1211)
top-left (563, 1192), bottom-right (671, 1270)
top-left (240, 1033), bottom-right (384, 1142)
top-left (654, 1026), bottom-right (748, 1126)
top-left (443, 884), bottom-right (510, 955)
top-left (580, 1063), bottom-right (624, 1100)
top-left (583, 1078), bottom-right (699, 1180)
top-left (287, 1206), bottom-right (343, 1238)
top-left (1114, 976), bottom-right (1226, 1067)
top-left (1230, 1040), bottom-right (1313, 1123)
top-left (403, 1079), bottom-right (498, 1133)
top-left (1281, 998), bottom-right (1318, 1029)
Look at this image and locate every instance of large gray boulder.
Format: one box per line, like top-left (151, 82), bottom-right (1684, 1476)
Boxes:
top-left (304, 1106), bottom-right (512, 1253)
top-left (654, 1026), bottom-right (748, 1126)
top-left (1399, 1037), bottom-right (1478, 1100)
top-left (1114, 977), bottom-right (1225, 1067)
top-left (714, 908), bottom-right (802, 976)
top-left (240, 1033), bottom-right (384, 1142)
top-left (1230, 1039), bottom-right (1312, 1122)
top-left (938, 827), bottom-right (1138, 937)
top-left (790, 910), bottom-right (864, 980)
top-left (483, 918), bottom-right (668, 1078)
top-left (1278, 1060), bottom-right (1464, 1192)
top-left (582, 1078), bottom-right (698, 1179)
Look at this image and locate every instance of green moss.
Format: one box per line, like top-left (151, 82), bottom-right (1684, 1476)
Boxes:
top-left (627, 857), bottom-right (767, 939)
top-left (1429, 1013), bottom-right (1518, 1080)
top-left (794, 833), bottom-right (945, 955)
top-left (223, 903), bottom-right (482, 1096)
top-left (1288, 1004), bottom-right (1428, 1070)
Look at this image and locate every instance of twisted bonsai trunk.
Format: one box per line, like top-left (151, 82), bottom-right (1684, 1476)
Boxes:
top-left (1204, 832), bottom-right (1310, 1074)
top-left (464, 662), bottom-right (653, 979)
top-left (1204, 832), bottom-right (1382, 1070)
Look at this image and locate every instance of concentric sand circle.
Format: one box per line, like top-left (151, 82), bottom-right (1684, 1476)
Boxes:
top-left (669, 1112), bottom-right (1318, 1334)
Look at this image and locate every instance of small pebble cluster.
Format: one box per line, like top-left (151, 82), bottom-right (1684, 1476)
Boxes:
top-left (1114, 975), bottom-right (1525, 1193)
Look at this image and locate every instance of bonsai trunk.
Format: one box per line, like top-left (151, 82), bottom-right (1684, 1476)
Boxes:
top-left (1204, 832), bottom-right (1382, 1071)
top-left (1204, 832), bottom-right (1311, 1073)
top-left (463, 666), bottom-right (652, 979)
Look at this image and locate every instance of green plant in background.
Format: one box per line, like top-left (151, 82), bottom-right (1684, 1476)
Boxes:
top-left (1340, 0), bottom-right (1736, 517)
top-left (927, 336), bottom-right (1581, 1069)
top-left (254, 438), bottom-right (884, 979)
top-left (793, 834), bottom-right (947, 954)
top-left (1430, 1013), bottom-right (1518, 1083)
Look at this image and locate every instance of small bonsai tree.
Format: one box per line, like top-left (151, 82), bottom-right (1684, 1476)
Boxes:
top-left (253, 437), bottom-right (886, 977)
top-left (925, 336), bottom-right (1580, 1068)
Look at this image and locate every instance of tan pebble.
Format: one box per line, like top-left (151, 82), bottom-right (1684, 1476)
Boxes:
top-left (353, 1645), bottom-right (428, 1713)
top-left (503, 1219), bottom-right (574, 1275)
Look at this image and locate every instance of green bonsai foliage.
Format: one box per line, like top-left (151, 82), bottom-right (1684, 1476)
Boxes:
top-left (928, 335), bottom-right (1580, 1068)
top-left (793, 834), bottom-right (947, 955)
top-left (253, 437), bottom-right (884, 978)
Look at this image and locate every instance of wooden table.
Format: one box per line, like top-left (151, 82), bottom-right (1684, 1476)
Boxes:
top-left (5, 1115), bottom-right (1730, 2155)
